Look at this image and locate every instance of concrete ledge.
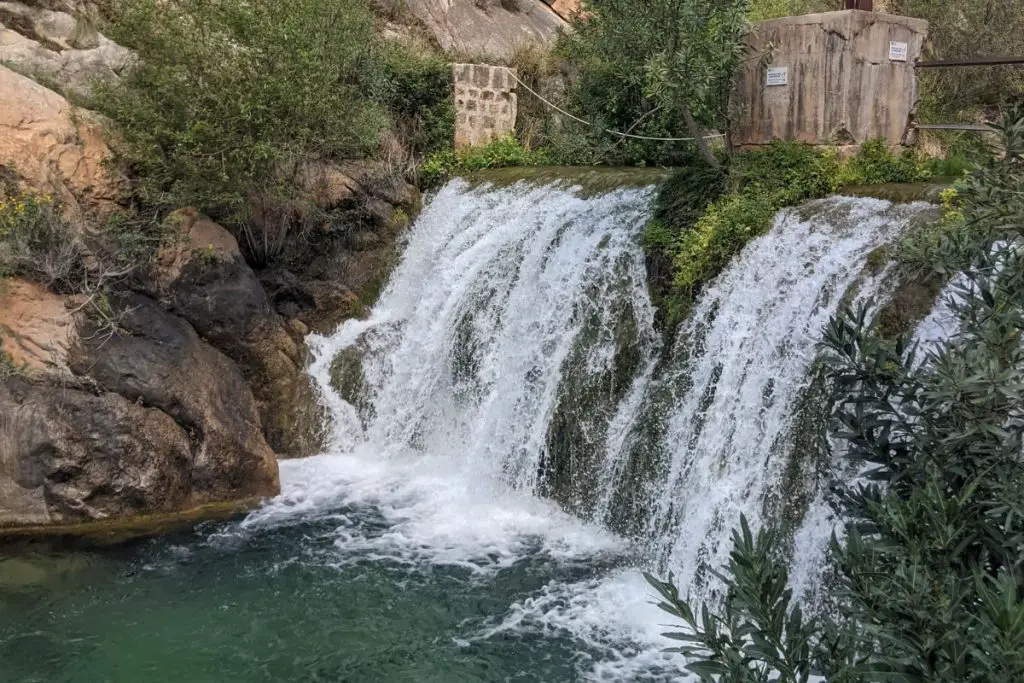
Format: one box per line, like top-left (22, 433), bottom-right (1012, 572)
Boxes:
top-left (753, 9), bottom-right (928, 34)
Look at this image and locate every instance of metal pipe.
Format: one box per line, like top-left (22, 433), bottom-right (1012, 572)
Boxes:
top-left (916, 57), bottom-right (1024, 68)
top-left (914, 123), bottom-right (993, 131)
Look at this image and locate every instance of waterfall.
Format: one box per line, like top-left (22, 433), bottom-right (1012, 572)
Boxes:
top-left (261, 178), bottom-right (935, 680)
top-left (636, 197), bottom-right (927, 601)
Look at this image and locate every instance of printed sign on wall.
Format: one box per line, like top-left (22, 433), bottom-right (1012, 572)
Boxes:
top-left (889, 41), bottom-right (909, 62)
top-left (766, 67), bottom-right (789, 87)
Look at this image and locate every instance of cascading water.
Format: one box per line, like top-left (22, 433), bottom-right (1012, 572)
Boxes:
top-left (634, 198), bottom-right (928, 601)
top-left (258, 177), bottom-right (934, 679)
top-left (5, 176), bottom-right (950, 683)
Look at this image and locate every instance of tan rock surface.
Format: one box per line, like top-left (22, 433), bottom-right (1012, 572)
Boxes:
top-left (402, 0), bottom-right (566, 61)
top-left (0, 64), bottom-right (125, 220)
top-left (0, 2), bottom-right (133, 97)
top-left (0, 278), bottom-right (78, 379)
top-left (548, 0), bottom-right (581, 22)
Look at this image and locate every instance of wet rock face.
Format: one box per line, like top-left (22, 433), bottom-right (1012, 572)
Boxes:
top-left (0, 290), bottom-right (280, 533)
top-left (145, 210), bottom-right (327, 458)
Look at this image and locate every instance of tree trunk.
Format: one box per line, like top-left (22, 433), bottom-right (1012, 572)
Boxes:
top-left (681, 105), bottom-right (721, 170)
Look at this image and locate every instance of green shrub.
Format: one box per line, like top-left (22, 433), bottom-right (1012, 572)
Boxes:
top-left (369, 42), bottom-right (456, 160)
top-left (0, 192), bottom-right (85, 292)
top-left (419, 136), bottom-right (549, 187)
top-left (538, 0), bottom-right (747, 168)
top-left (662, 142), bottom-right (841, 314)
top-left (0, 336), bottom-right (18, 379)
top-left (730, 141), bottom-right (842, 202)
top-left (649, 140), bottom-right (936, 327)
top-left (837, 138), bottom-right (931, 186)
top-left (95, 0), bottom-right (388, 226)
top-left (746, 0), bottom-right (831, 20)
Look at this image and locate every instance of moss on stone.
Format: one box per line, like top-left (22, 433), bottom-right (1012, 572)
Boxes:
top-left (470, 166), bottom-right (672, 197)
top-left (839, 182), bottom-right (950, 204)
top-left (864, 245), bottom-right (892, 276)
top-left (0, 498), bottom-right (262, 549)
top-left (875, 276), bottom-right (945, 339)
top-left (329, 346), bottom-right (367, 408)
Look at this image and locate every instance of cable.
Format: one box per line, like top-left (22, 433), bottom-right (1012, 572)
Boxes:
top-left (502, 66), bottom-right (727, 143)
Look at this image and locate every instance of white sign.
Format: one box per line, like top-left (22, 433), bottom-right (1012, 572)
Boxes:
top-left (766, 66), bottom-right (789, 87)
top-left (889, 41), bottom-right (909, 62)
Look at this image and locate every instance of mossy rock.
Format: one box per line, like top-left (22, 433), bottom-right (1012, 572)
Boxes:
top-left (329, 344), bottom-right (376, 426)
top-left (0, 498), bottom-right (260, 550)
top-left (839, 182), bottom-right (950, 204)
top-left (470, 166), bottom-right (672, 197)
top-left (875, 276), bottom-right (945, 339)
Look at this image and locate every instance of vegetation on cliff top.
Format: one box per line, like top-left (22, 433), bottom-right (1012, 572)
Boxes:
top-left (92, 0), bottom-right (453, 263)
top-left (645, 109), bottom-right (1024, 683)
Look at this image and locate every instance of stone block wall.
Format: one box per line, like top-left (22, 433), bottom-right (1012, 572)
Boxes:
top-left (453, 63), bottom-right (518, 150)
top-left (733, 10), bottom-right (928, 148)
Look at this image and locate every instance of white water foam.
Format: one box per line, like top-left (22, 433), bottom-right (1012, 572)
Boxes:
top-left (247, 179), bottom-right (677, 677)
top-left (248, 181), bottom-right (937, 680)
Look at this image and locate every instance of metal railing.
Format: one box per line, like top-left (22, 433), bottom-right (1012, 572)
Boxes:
top-left (912, 57), bottom-right (1024, 133)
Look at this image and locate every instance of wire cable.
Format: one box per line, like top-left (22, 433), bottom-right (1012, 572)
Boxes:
top-left (502, 66), bottom-right (727, 143)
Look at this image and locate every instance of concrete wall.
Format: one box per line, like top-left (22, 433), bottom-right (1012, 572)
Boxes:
top-left (733, 10), bottom-right (928, 148)
top-left (453, 63), bottom-right (518, 150)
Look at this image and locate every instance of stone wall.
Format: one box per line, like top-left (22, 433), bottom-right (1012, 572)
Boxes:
top-left (453, 63), bottom-right (518, 150)
top-left (733, 10), bottom-right (928, 148)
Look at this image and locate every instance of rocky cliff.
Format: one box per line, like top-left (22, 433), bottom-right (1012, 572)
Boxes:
top-left (387, 0), bottom-right (567, 61)
top-left (0, 3), bottom-right (420, 540)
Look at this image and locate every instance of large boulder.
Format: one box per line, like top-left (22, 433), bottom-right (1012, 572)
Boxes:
top-left (0, 286), bottom-right (280, 535)
top-left (145, 209), bottom-right (327, 458)
top-left (0, 380), bottom-right (193, 527)
top-left (69, 292), bottom-right (280, 498)
top-left (0, 2), bottom-right (133, 98)
top-left (0, 64), bottom-right (125, 221)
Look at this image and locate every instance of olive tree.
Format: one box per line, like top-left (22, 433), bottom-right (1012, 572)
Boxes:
top-left (563, 0), bottom-right (750, 168)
